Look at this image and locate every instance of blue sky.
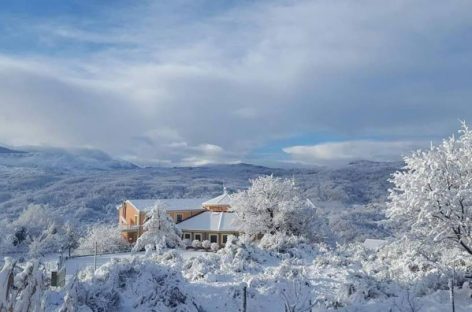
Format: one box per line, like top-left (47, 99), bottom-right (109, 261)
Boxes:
top-left (0, 0), bottom-right (471, 166)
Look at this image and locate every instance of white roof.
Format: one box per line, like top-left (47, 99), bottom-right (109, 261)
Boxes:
top-left (202, 190), bottom-right (232, 206)
top-left (363, 239), bottom-right (387, 251)
top-left (126, 198), bottom-right (207, 212)
top-left (177, 211), bottom-right (239, 232)
top-left (161, 198), bottom-right (207, 211)
top-left (126, 199), bottom-right (157, 212)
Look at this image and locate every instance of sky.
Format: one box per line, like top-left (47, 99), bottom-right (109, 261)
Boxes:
top-left (0, 0), bottom-right (471, 167)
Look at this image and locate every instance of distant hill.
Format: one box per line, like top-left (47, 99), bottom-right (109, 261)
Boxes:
top-left (0, 146), bottom-right (25, 153)
top-left (0, 147), bottom-right (137, 171)
top-left (0, 149), bottom-right (401, 225)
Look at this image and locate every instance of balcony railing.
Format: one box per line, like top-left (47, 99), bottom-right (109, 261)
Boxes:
top-left (119, 224), bottom-right (142, 232)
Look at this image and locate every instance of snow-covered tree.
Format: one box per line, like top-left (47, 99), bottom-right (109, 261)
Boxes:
top-left (0, 205), bottom-right (83, 257)
top-left (77, 223), bottom-right (130, 255)
top-left (388, 123), bottom-right (472, 255)
top-left (133, 201), bottom-right (182, 252)
top-left (231, 176), bottom-right (328, 242)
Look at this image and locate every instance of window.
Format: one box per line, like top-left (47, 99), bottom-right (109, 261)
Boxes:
top-left (184, 233), bottom-right (191, 240)
top-left (134, 215), bottom-right (138, 225)
top-left (194, 233), bottom-right (202, 241)
top-left (222, 235), bottom-right (228, 244)
top-left (123, 205), bottom-right (126, 218)
top-left (176, 214), bottom-right (183, 223)
top-left (210, 234), bottom-right (218, 244)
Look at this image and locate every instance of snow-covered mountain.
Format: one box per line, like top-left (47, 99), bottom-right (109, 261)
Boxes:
top-left (0, 147), bottom-right (401, 225)
top-left (0, 146), bottom-right (25, 154)
top-left (0, 146), bottom-right (137, 171)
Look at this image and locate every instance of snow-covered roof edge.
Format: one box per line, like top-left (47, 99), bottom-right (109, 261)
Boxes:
top-left (118, 198), bottom-right (208, 212)
top-left (202, 189), bottom-right (232, 206)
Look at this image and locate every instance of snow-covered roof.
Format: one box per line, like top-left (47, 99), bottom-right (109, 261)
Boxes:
top-left (176, 211), bottom-right (239, 232)
top-left (126, 199), bottom-right (157, 212)
top-left (126, 198), bottom-right (207, 212)
top-left (202, 190), bottom-right (232, 206)
top-left (363, 239), bottom-right (387, 251)
top-left (161, 198), bottom-right (207, 211)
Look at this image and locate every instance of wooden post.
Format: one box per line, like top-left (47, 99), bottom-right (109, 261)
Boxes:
top-left (157, 207), bottom-right (160, 231)
top-left (94, 241), bottom-right (97, 272)
top-left (242, 285), bottom-right (247, 312)
top-left (449, 264), bottom-right (455, 312)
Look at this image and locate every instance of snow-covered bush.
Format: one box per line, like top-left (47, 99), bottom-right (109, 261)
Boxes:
top-left (191, 240), bottom-right (202, 249)
top-left (77, 223), bottom-right (130, 255)
top-left (202, 240), bottom-right (211, 249)
top-left (61, 257), bottom-right (199, 311)
top-left (210, 242), bottom-right (219, 251)
top-left (149, 249), bottom-right (184, 269)
top-left (219, 235), bottom-right (269, 272)
top-left (182, 239), bottom-right (191, 247)
top-left (182, 254), bottom-right (221, 281)
top-left (258, 232), bottom-right (321, 259)
top-left (133, 201), bottom-right (182, 252)
top-left (259, 232), bottom-right (306, 252)
top-left (388, 123), bottom-right (472, 256)
top-left (0, 257), bottom-right (47, 312)
top-left (232, 175), bottom-right (330, 244)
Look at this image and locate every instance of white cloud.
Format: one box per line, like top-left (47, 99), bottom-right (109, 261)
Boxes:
top-left (0, 0), bottom-right (471, 166)
top-left (283, 140), bottom-right (429, 166)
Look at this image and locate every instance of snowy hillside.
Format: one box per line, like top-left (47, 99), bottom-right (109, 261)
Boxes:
top-left (0, 146), bottom-right (137, 171)
top-left (0, 148), bottom-right (400, 224)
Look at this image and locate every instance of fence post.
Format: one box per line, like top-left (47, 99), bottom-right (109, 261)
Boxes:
top-left (94, 241), bottom-right (97, 272)
top-left (449, 264), bottom-right (455, 312)
top-left (242, 284), bottom-right (247, 312)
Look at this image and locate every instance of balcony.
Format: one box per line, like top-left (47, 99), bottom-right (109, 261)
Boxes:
top-left (119, 224), bottom-right (142, 232)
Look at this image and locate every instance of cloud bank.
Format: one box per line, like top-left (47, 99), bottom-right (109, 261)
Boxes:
top-left (283, 140), bottom-right (429, 166)
top-left (0, 0), bottom-right (471, 166)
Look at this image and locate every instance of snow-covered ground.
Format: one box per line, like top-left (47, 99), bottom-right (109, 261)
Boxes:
top-left (45, 249), bottom-right (207, 280)
top-left (41, 244), bottom-right (472, 312)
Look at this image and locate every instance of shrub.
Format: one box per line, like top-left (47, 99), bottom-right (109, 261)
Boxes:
top-left (202, 240), bottom-right (211, 249)
top-left (192, 240), bottom-right (202, 249)
top-left (210, 243), bottom-right (219, 252)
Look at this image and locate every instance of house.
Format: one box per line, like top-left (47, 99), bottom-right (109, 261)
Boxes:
top-left (117, 190), bottom-right (239, 245)
top-left (117, 198), bottom-right (207, 243)
top-left (177, 190), bottom-right (239, 245)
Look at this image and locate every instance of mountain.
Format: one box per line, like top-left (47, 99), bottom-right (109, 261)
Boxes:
top-left (0, 147), bottom-right (137, 171)
top-left (0, 152), bottom-right (401, 225)
top-left (0, 146), bottom-right (25, 154)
